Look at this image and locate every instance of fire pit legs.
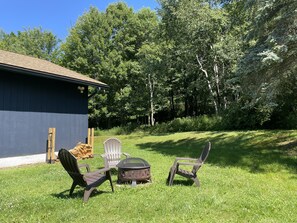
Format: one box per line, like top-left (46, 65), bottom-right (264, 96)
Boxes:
top-left (131, 180), bottom-right (137, 187)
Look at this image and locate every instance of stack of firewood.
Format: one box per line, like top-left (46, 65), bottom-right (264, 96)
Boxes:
top-left (69, 143), bottom-right (93, 159)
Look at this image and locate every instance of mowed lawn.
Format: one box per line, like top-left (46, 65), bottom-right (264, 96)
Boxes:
top-left (0, 131), bottom-right (297, 222)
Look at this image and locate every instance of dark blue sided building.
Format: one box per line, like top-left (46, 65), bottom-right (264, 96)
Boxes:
top-left (0, 50), bottom-right (106, 158)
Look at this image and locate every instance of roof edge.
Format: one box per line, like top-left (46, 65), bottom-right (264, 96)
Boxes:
top-left (0, 63), bottom-right (108, 88)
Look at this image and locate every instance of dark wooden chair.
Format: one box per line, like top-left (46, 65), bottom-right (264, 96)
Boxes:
top-left (58, 148), bottom-right (114, 202)
top-left (167, 142), bottom-right (211, 187)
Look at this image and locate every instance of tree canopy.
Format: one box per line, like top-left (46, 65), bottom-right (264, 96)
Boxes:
top-left (0, 27), bottom-right (59, 61)
top-left (2, 0), bottom-right (296, 129)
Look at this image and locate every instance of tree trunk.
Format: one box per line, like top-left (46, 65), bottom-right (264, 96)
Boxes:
top-left (196, 54), bottom-right (219, 115)
top-left (184, 94), bottom-right (188, 117)
top-left (148, 73), bottom-right (155, 126)
top-left (170, 89), bottom-right (175, 119)
top-left (223, 96), bottom-right (227, 110)
top-left (213, 56), bottom-right (221, 109)
top-left (107, 117), bottom-right (111, 129)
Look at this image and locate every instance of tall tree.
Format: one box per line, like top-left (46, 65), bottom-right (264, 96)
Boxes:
top-left (159, 0), bottom-right (242, 116)
top-left (236, 0), bottom-right (297, 127)
top-left (0, 28), bottom-right (59, 61)
top-left (128, 8), bottom-right (166, 126)
top-left (61, 4), bottom-right (161, 127)
top-left (135, 41), bottom-right (165, 126)
top-left (61, 6), bottom-right (114, 127)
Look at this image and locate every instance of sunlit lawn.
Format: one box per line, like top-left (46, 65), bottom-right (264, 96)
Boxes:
top-left (0, 130), bottom-right (297, 222)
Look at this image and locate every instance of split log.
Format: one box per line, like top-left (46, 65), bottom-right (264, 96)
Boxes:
top-left (69, 143), bottom-right (94, 159)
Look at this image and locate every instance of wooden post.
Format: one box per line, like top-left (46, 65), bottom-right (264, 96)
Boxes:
top-left (91, 128), bottom-right (94, 154)
top-left (87, 128), bottom-right (91, 145)
top-left (87, 128), bottom-right (94, 155)
top-left (47, 128), bottom-right (56, 164)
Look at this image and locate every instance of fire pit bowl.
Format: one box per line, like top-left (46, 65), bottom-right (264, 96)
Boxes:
top-left (116, 157), bottom-right (151, 185)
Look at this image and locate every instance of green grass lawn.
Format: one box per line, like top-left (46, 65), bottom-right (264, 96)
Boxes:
top-left (0, 130), bottom-right (297, 222)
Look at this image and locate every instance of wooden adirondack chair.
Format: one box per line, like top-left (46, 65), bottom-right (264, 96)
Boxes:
top-left (58, 148), bottom-right (114, 202)
top-left (101, 138), bottom-right (130, 169)
top-left (167, 142), bottom-right (211, 187)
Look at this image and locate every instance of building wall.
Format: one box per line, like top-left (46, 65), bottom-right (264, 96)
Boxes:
top-left (0, 70), bottom-right (88, 158)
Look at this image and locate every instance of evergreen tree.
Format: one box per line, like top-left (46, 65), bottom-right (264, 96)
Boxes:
top-left (236, 0), bottom-right (297, 128)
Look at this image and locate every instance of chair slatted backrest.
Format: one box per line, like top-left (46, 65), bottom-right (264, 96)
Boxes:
top-left (200, 141), bottom-right (211, 162)
top-left (104, 138), bottom-right (122, 162)
top-left (58, 149), bottom-right (86, 187)
top-left (192, 142), bottom-right (211, 174)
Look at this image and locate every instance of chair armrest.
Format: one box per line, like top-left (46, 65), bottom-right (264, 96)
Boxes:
top-left (123, 152), bottom-right (130, 158)
top-left (175, 157), bottom-right (198, 161)
top-left (78, 163), bottom-right (90, 172)
top-left (177, 162), bottom-right (195, 166)
top-left (177, 162), bottom-right (201, 166)
top-left (173, 157), bottom-right (198, 166)
top-left (86, 167), bottom-right (111, 176)
top-left (83, 167), bottom-right (112, 187)
top-left (100, 154), bottom-right (109, 168)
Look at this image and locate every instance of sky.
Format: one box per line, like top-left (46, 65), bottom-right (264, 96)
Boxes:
top-left (0, 0), bottom-right (159, 41)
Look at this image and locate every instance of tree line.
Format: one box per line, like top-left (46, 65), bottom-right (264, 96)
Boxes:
top-left (1, 0), bottom-right (296, 130)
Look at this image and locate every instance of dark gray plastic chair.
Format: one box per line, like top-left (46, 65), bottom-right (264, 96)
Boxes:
top-left (58, 148), bottom-right (114, 202)
top-left (167, 142), bottom-right (211, 187)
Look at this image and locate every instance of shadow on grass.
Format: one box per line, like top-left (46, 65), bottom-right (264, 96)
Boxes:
top-left (167, 179), bottom-right (195, 186)
top-left (51, 189), bottom-right (107, 200)
top-left (136, 131), bottom-right (297, 174)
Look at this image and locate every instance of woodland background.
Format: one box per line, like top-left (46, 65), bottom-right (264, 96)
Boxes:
top-left (1, 0), bottom-right (296, 130)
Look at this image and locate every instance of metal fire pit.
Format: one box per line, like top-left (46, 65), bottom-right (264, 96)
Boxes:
top-left (117, 157), bottom-right (151, 186)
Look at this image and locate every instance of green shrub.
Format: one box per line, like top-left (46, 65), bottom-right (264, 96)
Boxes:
top-left (96, 115), bottom-right (224, 135)
top-left (95, 123), bottom-right (140, 136)
top-left (148, 115), bottom-right (224, 133)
